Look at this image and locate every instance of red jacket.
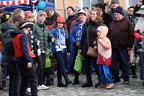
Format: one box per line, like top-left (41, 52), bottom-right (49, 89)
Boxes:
top-left (12, 33), bottom-right (35, 58)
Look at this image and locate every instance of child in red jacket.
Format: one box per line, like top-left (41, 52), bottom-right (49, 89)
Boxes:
top-left (11, 21), bottom-right (38, 96)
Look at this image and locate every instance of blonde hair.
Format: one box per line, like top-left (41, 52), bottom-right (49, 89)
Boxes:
top-left (37, 11), bottom-right (46, 18)
top-left (8, 8), bottom-right (24, 23)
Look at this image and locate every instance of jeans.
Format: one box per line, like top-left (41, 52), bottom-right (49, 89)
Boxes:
top-left (53, 52), bottom-right (66, 74)
top-left (7, 61), bottom-right (21, 96)
top-left (112, 48), bottom-right (130, 81)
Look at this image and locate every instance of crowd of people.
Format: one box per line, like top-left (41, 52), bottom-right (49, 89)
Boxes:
top-left (0, 0), bottom-right (144, 95)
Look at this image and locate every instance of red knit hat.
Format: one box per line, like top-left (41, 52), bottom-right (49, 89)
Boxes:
top-left (24, 11), bottom-right (32, 20)
top-left (56, 16), bottom-right (65, 23)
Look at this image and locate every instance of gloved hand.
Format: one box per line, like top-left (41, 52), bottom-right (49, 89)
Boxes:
top-left (37, 40), bottom-right (40, 45)
top-left (55, 46), bottom-right (59, 49)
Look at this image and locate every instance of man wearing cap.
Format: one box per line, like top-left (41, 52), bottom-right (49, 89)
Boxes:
top-left (107, 0), bottom-right (128, 19)
top-left (134, 5), bottom-right (144, 84)
top-left (108, 6), bottom-right (135, 84)
top-left (69, 9), bottom-right (87, 85)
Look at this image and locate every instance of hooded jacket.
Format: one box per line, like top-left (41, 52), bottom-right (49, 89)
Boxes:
top-left (97, 26), bottom-right (111, 65)
top-left (1, 22), bottom-right (16, 62)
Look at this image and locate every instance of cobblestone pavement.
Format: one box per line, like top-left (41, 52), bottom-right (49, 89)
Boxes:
top-left (0, 72), bottom-right (144, 96)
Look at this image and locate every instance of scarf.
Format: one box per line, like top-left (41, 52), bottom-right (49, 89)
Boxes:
top-left (57, 27), bottom-right (66, 49)
top-left (76, 23), bottom-right (83, 41)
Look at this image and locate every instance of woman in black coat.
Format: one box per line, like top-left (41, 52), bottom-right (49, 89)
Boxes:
top-left (79, 9), bottom-right (104, 87)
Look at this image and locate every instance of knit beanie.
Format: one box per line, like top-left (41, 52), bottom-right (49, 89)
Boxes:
top-left (37, 10), bottom-right (46, 18)
top-left (111, 0), bottom-right (119, 4)
top-left (114, 6), bottom-right (123, 16)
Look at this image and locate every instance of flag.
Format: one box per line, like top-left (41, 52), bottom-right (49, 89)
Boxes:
top-left (0, 0), bottom-right (29, 6)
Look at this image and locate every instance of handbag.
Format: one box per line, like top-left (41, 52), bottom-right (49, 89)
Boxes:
top-left (86, 26), bottom-right (98, 58)
top-left (87, 47), bottom-right (98, 58)
top-left (74, 53), bottom-right (82, 73)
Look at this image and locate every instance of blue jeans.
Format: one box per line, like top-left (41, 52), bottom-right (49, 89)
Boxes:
top-left (112, 48), bottom-right (130, 81)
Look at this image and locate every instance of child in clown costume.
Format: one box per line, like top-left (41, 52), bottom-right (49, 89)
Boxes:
top-left (96, 26), bottom-right (115, 89)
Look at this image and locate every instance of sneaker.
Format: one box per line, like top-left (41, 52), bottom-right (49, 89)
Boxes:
top-left (37, 86), bottom-right (40, 91)
top-left (106, 83), bottom-right (115, 89)
top-left (6, 76), bottom-right (9, 80)
top-left (38, 84), bottom-right (49, 90)
top-left (27, 88), bottom-right (31, 93)
top-left (124, 81), bottom-right (129, 84)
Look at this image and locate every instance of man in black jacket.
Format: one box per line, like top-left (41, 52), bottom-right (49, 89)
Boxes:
top-left (44, 8), bottom-right (59, 29)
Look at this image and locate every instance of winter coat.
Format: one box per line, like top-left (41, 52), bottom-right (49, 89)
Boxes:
top-left (33, 22), bottom-right (58, 53)
top-left (50, 28), bottom-right (69, 53)
top-left (109, 17), bottom-right (135, 48)
top-left (128, 14), bottom-right (139, 27)
top-left (44, 11), bottom-right (59, 29)
top-left (1, 22), bottom-right (16, 62)
top-left (102, 11), bottom-right (113, 27)
top-left (79, 20), bottom-right (104, 56)
top-left (10, 30), bottom-right (34, 65)
top-left (66, 13), bottom-right (77, 33)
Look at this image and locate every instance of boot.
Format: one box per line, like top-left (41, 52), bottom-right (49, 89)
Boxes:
top-left (2, 80), bottom-right (6, 87)
top-left (62, 71), bottom-right (72, 85)
top-left (82, 81), bottom-right (93, 87)
top-left (131, 66), bottom-right (137, 78)
top-left (45, 78), bottom-right (51, 86)
top-left (82, 69), bottom-right (93, 87)
top-left (72, 71), bottom-right (79, 85)
top-left (82, 75), bottom-right (93, 87)
top-left (57, 73), bottom-right (67, 87)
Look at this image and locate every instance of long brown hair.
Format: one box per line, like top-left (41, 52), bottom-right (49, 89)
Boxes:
top-left (50, 22), bottom-right (68, 32)
top-left (8, 8), bottom-right (24, 23)
top-left (89, 9), bottom-right (103, 22)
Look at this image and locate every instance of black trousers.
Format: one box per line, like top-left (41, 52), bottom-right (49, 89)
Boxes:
top-left (18, 63), bottom-right (38, 96)
top-left (84, 55), bottom-right (100, 82)
top-left (36, 53), bottom-right (46, 85)
top-left (7, 61), bottom-right (21, 96)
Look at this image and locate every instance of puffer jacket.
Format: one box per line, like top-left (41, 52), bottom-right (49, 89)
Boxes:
top-left (1, 22), bottom-right (16, 62)
top-left (33, 22), bottom-right (58, 53)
